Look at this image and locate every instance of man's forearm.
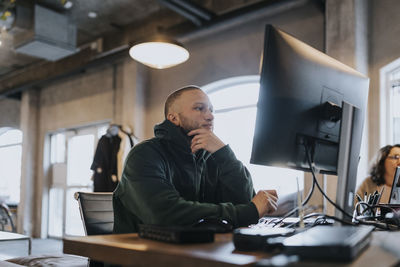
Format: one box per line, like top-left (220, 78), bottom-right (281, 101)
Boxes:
top-left (211, 145), bottom-right (255, 203)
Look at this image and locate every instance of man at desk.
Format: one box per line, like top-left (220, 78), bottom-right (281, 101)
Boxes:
top-left (113, 86), bottom-right (278, 233)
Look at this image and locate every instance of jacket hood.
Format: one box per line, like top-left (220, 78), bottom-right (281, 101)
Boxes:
top-left (154, 120), bottom-right (209, 159)
top-left (154, 120), bottom-right (192, 152)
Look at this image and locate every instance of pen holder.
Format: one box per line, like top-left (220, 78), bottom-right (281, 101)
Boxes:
top-left (354, 202), bottom-right (376, 220)
top-left (355, 191), bottom-right (383, 220)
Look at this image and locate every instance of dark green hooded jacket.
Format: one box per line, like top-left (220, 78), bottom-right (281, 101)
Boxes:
top-left (113, 120), bottom-right (259, 233)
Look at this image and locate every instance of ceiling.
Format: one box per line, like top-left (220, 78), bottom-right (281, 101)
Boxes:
top-left (0, 0), bottom-right (321, 98)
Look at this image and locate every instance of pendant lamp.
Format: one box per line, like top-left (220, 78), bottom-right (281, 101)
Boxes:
top-left (129, 38), bottom-right (189, 69)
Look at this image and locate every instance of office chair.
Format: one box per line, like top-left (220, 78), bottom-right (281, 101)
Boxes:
top-left (74, 192), bottom-right (114, 235)
top-left (75, 192), bottom-right (114, 267)
top-left (0, 203), bottom-right (16, 232)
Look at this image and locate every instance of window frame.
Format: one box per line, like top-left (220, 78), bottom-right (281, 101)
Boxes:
top-left (379, 57), bottom-right (400, 146)
top-left (0, 128), bottom-right (23, 204)
top-left (47, 123), bottom-right (108, 238)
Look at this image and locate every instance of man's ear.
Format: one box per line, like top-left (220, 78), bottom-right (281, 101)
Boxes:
top-left (167, 113), bottom-right (180, 126)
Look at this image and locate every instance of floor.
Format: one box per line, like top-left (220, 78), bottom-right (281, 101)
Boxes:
top-left (31, 238), bottom-right (63, 255)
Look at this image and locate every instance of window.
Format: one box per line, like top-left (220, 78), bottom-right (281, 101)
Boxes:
top-left (389, 69), bottom-right (400, 144)
top-left (50, 133), bottom-right (66, 164)
top-left (48, 124), bottom-right (107, 237)
top-left (203, 76), bottom-right (303, 196)
top-left (0, 128), bottom-right (22, 204)
top-left (380, 57), bottom-right (400, 146)
top-left (66, 134), bottom-right (94, 187)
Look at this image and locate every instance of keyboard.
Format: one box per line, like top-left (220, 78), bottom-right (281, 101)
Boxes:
top-left (138, 224), bottom-right (214, 244)
top-left (233, 216), bottom-right (335, 251)
top-left (253, 216), bottom-right (334, 228)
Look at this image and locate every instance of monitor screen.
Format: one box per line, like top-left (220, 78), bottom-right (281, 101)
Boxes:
top-left (251, 25), bottom-right (369, 219)
top-left (251, 25), bottom-right (369, 174)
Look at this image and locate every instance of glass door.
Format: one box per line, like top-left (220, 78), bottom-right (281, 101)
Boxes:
top-left (65, 130), bottom-right (94, 236)
top-left (48, 124), bottom-right (107, 237)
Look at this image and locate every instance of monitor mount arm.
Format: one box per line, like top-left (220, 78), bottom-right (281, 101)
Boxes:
top-left (321, 101), bottom-right (342, 123)
top-left (336, 101), bottom-right (363, 222)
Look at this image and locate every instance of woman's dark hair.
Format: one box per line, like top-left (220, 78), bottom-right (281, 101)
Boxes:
top-left (370, 144), bottom-right (400, 185)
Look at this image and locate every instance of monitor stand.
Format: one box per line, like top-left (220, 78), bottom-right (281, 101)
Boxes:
top-left (336, 101), bottom-right (363, 222)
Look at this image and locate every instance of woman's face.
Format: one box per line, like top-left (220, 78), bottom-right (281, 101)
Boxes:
top-left (384, 147), bottom-right (400, 186)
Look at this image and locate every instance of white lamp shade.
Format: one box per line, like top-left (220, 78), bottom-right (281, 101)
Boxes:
top-left (129, 41), bottom-right (189, 69)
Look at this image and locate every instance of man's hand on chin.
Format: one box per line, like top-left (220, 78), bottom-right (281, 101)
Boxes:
top-left (188, 128), bottom-right (225, 154)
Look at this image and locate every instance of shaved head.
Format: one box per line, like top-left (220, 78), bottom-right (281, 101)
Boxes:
top-left (164, 85), bottom-right (201, 119)
top-left (164, 86), bottom-right (214, 133)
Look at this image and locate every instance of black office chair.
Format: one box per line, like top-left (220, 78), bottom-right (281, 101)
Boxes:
top-left (75, 192), bottom-right (114, 267)
top-left (74, 192), bottom-right (114, 236)
top-left (0, 203), bottom-right (16, 232)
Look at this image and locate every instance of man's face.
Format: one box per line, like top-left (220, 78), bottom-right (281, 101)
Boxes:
top-left (168, 89), bottom-right (214, 133)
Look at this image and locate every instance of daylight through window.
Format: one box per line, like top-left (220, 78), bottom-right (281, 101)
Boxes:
top-left (204, 76), bottom-right (304, 197)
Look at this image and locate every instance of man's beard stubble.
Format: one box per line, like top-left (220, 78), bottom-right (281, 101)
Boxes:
top-left (178, 114), bottom-right (201, 134)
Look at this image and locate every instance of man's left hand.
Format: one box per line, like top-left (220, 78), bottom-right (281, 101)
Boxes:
top-left (188, 129), bottom-right (225, 154)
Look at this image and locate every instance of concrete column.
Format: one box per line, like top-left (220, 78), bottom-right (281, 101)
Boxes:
top-left (324, 0), bottom-right (369, 215)
top-left (114, 60), bottom-right (148, 140)
top-left (112, 60), bottom-right (148, 179)
top-left (18, 89), bottom-right (40, 235)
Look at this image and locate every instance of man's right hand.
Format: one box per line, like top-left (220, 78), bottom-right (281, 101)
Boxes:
top-left (251, 190), bottom-right (278, 218)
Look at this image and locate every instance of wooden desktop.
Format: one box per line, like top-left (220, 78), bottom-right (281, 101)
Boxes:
top-left (63, 231), bottom-right (399, 267)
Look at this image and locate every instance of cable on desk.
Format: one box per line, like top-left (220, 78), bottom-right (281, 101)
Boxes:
top-left (271, 142), bottom-right (357, 228)
top-left (283, 212), bottom-right (354, 229)
top-left (265, 143), bottom-right (400, 231)
top-left (354, 201), bottom-right (376, 217)
top-left (271, 178), bottom-right (316, 227)
top-left (304, 144), bottom-right (354, 220)
top-left (353, 202), bottom-right (400, 231)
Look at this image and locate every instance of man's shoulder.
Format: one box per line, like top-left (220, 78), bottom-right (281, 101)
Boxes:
top-left (133, 137), bottom-right (160, 148)
top-left (127, 137), bottom-right (168, 159)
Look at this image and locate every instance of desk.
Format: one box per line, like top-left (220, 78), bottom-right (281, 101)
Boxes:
top-left (63, 232), bottom-right (399, 267)
top-left (0, 231), bottom-right (31, 260)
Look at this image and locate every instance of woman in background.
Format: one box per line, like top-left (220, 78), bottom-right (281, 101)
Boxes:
top-left (356, 144), bottom-right (400, 204)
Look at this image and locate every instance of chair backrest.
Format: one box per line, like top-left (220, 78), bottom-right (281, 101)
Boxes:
top-left (74, 192), bottom-right (114, 235)
top-left (0, 203), bottom-right (15, 232)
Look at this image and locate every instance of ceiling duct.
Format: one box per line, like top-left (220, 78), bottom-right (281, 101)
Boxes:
top-left (14, 4), bottom-right (78, 61)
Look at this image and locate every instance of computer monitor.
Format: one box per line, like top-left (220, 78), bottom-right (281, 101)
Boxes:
top-left (251, 25), bottom-right (369, 220)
